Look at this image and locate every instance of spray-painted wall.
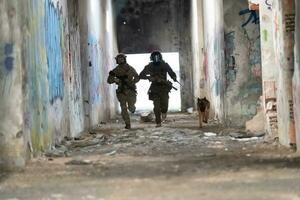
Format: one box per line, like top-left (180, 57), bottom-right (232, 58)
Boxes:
top-left (250, 0), bottom-right (279, 136)
top-left (295, 0), bottom-right (300, 149)
top-left (272, 0), bottom-right (296, 146)
top-left (79, 0), bottom-right (117, 128)
top-left (0, 0), bottom-right (117, 169)
top-left (23, 0), bottom-right (72, 154)
top-left (203, 0), bottom-right (225, 121)
top-left (223, 0), bottom-right (262, 126)
top-left (0, 0), bottom-right (25, 169)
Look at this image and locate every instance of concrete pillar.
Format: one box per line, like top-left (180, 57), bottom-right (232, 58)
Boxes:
top-left (273, 0), bottom-right (296, 147)
top-left (294, 0), bottom-right (300, 150)
top-left (251, 0), bottom-right (279, 136)
top-left (191, 0), bottom-right (205, 103)
top-left (79, 0), bottom-right (118, 128)
top-left (203, 0), bottom-right (225, 122)
top-left (178, 0), bottom-right (194, 111)
top-left (0, 0), bottom-right (25, 170)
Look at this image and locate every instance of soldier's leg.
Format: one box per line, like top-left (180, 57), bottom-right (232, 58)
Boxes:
top-left (127, 91), bottom-right (137, 114)
top-left (161, 93), bottom-right (169, 121)
top-left (117, 93), bottom-right (131, 129)
top-left (153, 96), bottom-right (162, 126)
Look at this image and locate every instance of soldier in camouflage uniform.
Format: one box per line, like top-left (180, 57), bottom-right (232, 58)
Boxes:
top-left (139, 51), bottom-right (177, 127)
top-left (107, 54), bottom-right (139, 129)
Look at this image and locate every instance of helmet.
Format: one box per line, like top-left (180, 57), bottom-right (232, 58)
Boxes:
top-left (115, 53), bottom-right (127, 64)
top-left (150, 51), bottom-right (163, 63)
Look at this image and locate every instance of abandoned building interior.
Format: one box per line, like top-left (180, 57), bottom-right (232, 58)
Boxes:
top-left (1, 0), bottom-right (300, 199)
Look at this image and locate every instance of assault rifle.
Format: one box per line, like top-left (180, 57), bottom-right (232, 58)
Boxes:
top-left (109, 71), bottom-right (137, 94)
top-left (145, 75), bottom-right (178, 91)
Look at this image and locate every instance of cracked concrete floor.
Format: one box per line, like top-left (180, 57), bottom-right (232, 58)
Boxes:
top-left (1, 114), bottom-right (300, 200)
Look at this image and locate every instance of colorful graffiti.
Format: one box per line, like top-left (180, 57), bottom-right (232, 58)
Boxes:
top-left (88, 35), bottom-right (102, 104)
top-left (24, 0), bottom-right (50, 151)
top-left (0, 43), bottom-right (14, 96)
top-left (225, 31), bottom-right (237, 85)
top-left (239, 8), bottom-right (259, 27)
top-left (265, 0), bottom-right (272, 10)
top-left (45, 0), bottom-right (64, 104)
top-left (4, 43), bottom-right (14, 72)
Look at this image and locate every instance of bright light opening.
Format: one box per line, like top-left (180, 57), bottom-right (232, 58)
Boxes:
top-left (126, 52), bottom-right (181, 112)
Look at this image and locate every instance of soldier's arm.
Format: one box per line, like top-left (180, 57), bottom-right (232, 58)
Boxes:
top-left (139, 65), bottom-right (150, 80)
top-left (107, 70), bottom-right (118, 84)
top-left (131, 67), bottom-right (140, 83)
top-left (165, 63), bottom-right (177, 81)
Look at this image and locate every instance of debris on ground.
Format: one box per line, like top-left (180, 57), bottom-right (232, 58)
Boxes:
top-left (65, 159), bottom-right (93, 165)
top-left (187, 107), bottom-right (194, 114)
top-left (246, 109), bottom-right (265, 133)
top-left (204, 132), bottom-right (217, 137)
top-left (44, 114), bottom-right (271, 160)
top-left (229, 131), bottom-right (265, 139)
top-left (140, 112), bottom-right (154, 122)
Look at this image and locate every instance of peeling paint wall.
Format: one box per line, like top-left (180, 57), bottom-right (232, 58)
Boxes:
top-left (79, 0), bottom-right (117, 128)
top-left (251, 0), bottom-right (279, 136)
top-left (23, 0), bottom-right (71, 154)
top-left (272, 0), bottom-right (296, 146)
top-left (294, 0), bottom-right (300, 149)
top-left (0, 0), bottom-right (117, 169)
top-left (67, 0), bottom-right (85, 137)
top-left (203, 0), bottom-right (225, 121)
top-left (223, 0), bottom-right (262, 126)
top-left (0, 0), bottom-right (25, 170)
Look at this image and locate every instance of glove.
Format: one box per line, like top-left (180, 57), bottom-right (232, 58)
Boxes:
top-left (173, 77), bottom-right (177, 82)
top-left (114, 77), bottom-right (121, 84)
top-left (148, 77), bottom-right (156, 82)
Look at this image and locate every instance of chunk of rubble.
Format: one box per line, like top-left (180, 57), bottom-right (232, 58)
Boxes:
top-left (140, 112), bottom-right (154, 122)
top-left (69, 138), bottom-right (100, 148)
top-left (45, 146), bottom-right (68, 158)
top-left (65, 159), bottom-right (93, 165)
top-left (229, 131), bottom-right (265, 139)
top-left (204, 132), bottom-right (217, 137)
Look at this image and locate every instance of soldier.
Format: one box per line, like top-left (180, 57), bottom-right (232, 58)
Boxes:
top-left (139, 51), bottom-right (177, 127)
top-left (107, 53), bottom-right (139, 129)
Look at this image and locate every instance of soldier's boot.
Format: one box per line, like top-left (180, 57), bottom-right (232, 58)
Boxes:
top-left (120, 103), bottom-right (131, 129)
top-left (125, 123), bottom-right (131, 129)
top-left (128, 105), bottom-right (136, 114)
top-left (162, 113), bottom-right (167, 122)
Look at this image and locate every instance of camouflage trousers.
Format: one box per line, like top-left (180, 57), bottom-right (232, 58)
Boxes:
top-left (117, 90), bottom-right (136, 125)
top-left (152, 92), bottom-right (169, 124)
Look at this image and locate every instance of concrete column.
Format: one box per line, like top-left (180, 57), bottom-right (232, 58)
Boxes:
top-left (273, 0), bottom-right (296, 147)
top-left (0, 0), bottom-right (25, 170)
top-left (191, 0), bottom-right (205, 103)
top-left (294, 0), bottom-right (300, 150)
top-left (252, 0), bottom-right (279, 136)
top-left (178, 0), bottom-right (194, 111)
top-left (203, 0), bottom-right (225, 122)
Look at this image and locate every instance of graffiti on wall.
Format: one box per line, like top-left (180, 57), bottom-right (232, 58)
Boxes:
top-left (285, 13), bottom-right (295, 33)
top-left (0, 43), bottom-right (14, 96)
top-left (88, 35), bottom-right (102, 104)
top-left (24, 0), bottom-right (50, 150)
top-left (45, 0), bottom-right (64, 104)
top-left (265, 0), bottom-right (272, 10)
top-left (239, 8), bottom-right (259, 27)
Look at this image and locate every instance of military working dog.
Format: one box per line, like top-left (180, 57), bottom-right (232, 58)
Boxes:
top-left (197, 97), bottom-right (210, 128)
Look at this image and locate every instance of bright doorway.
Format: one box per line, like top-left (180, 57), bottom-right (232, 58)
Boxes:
top-left (126, 52), bottom-right (181, 112)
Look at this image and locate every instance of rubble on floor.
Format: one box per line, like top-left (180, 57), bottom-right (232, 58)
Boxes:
top-left (44, 114), bottom-right (271, 162)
